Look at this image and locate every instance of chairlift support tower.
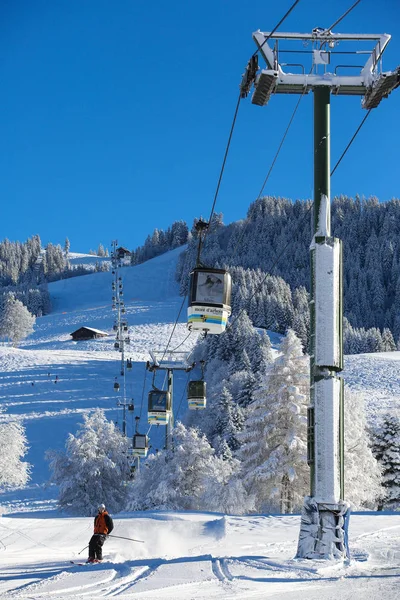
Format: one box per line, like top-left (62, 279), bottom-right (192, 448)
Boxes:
top-left (111, 239), bottom-right (131, 436)
top-left (243, 26), bottom-right (399, 559)
top-left (147, 350), bottom-right (194, 450)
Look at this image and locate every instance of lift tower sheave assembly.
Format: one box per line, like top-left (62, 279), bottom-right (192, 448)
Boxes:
top-left (243, 27), bottom-right (399, 559)
top-left (147, 351), bottom-right (193, 450)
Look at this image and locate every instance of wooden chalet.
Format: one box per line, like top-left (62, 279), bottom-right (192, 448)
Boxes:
top-left (70, 327), bottom-right (109, 341)
top-left (116, 246), bottom-right (131, 259)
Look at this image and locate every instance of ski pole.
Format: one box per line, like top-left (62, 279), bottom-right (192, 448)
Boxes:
top-left (78, 545), bottom-right (89, 555)
top-left (108, 534), bottom-right (144, 543)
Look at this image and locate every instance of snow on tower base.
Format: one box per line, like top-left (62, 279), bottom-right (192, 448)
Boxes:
top-left (296, 496), bottom-right (351, 559)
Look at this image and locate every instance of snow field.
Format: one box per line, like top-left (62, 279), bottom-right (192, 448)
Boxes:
top-left (0, 512), bottom-right (399, 599)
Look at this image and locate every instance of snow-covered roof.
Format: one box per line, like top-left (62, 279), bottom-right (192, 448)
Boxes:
top-left (70, 327), bottom-right (109, 336)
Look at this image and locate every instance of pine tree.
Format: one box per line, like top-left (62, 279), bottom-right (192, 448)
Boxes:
top-left (0, 416), bottom-right (30, 490)
top-left (47, 409), bottom-right (132, 515)
top-left (344, 390), bottom-right (382, 508)
top-left (239, 329), bottom-right (309, 513)
top-left (64, 237), bottom-right (70, 258)
top-left (372, 413), bottom-right (400, 509)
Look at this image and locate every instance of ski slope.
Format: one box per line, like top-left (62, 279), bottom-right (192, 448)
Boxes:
top-left (0, 246), bottom-right (399, 598)
top-left (0, 511), bottom-right (398, 599)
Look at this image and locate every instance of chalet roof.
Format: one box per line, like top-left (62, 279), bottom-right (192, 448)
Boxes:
top-left (70, 327), bottom-right (109, 336)
top-left (117, 246), bottom-right (131, 255)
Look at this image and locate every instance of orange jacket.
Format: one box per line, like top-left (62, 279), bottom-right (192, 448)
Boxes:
top-left (93, 511), bottom-right (113, 535)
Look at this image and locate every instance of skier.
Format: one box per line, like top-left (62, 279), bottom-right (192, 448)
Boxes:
top-left (87, 504), bottom-right (114, 563)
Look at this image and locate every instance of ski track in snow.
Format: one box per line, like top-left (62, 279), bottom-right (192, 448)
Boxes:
top-left (0, 513), bottom-right (398, 599)
top-left (0, 247), bottom-right (399, 599)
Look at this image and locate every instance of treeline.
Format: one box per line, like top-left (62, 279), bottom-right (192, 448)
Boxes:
top-left (176, 197), bottom-right (400, 351)
top-left (130, 220), bottom-right (189, 265)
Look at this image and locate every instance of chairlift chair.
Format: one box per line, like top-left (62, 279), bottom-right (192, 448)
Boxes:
top-left (188, 267), bottom-right (232, 334)
top-left (148, 389), bottom-right (171, 425)
top-left (127, 359), bottom-right (133, 370)
top-left (188, 380), bottom-right (207, 410)
top-left (114, 382), bottom-right (120, 392)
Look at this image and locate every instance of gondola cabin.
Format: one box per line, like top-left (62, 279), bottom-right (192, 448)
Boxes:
top-left (148, 389), bottom-right (171, 425)
top-left (188, 267), bottom-right (232, 334)
top-left (188, 380), bottom-right (207, 410)
top-left (132, 434), bottom-right (149, 458)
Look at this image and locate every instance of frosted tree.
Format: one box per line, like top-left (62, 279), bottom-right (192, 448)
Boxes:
top-left (0, 293), bottom-right (35, 345)
top-left (47, 409), bottom-right (132, 515)
top-left (344, 389), bottom-right (382, 508)
top-left (130, 423), bottom-right (225, 511)
top-left (0, 416), bottom-right (30, 490)
top-left (212, 386), bottom-right (245, 454)
top-left (239, 329), bottom-right (309, 513)
top-left (97, 243), bottom-right (105, 257)
top-left (64, 237), bottom-right (70, 258)
top-left (372, 412), bottom-right (400, 509)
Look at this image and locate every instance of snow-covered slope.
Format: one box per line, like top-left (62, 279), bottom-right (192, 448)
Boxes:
top-left (0, 248), bottom-right (195, 485)
top-left (0, 510), bottom-right (398, 599)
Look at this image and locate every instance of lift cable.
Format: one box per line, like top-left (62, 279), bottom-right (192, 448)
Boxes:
top-left (201, 0), bottom-right (303, 252)
top-left (138, 364), bottom-right (148, 423)
top-left (250, 0), bottom-right (301, 58)
top-left (326, 0), bottom-right (362, 33)
top-left (170, 331), bottom-right (192, 353)
top-left (231, 70), bottom-right (312, 260)
top-left (175, 372), bottom-right (192, 421)
top-left (331, 109), bottom-right (372, 176)
top-left (159, 293), bottom-right (187, 364)
top-left (225, 108), bottom-right (373, 334)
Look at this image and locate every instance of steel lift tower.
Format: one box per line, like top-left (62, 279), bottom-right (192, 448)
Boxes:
top-left (242, 26), bottom-right (399, 558)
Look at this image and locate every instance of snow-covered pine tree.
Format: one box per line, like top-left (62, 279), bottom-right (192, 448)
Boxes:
top-left (344, 389), bottom-right (382, 509)
top-left (212, 386), bottom-right (245, 455)
top-left (64, 237), bottom-right (70, 258)
top-left (0, 415), bottom-right (30, 490)
top-left (239, 329), bottom-right (309, 513)
top-left (372, 412), bottom-right (400, 509)
top-left (46, 409), bottom-right (131, 515)
top-left (0, 293), bottom-right (35, 345)
top-left (130, 422), bottom-right (225, 511)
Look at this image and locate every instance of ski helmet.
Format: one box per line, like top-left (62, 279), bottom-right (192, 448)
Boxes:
top-left (98, 503), bottom-right (106, 512)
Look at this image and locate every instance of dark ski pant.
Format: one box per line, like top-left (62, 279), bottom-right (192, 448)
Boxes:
top-left (88, 534), bottom-right (106, 560)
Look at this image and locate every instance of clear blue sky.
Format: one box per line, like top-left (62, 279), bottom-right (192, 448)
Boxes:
top-left (0, 0), bottom-right (399, 253)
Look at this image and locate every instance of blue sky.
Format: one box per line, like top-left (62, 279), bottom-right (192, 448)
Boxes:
top-left (0, 0), bottom-right (399, 253)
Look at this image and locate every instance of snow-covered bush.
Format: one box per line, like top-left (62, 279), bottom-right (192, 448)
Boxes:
top-left (0, 293), bottom-right (35, 345)
top-left (47, 409), bottom-right (132, 515)
top-left (0, 417), bottom-right (30, 490)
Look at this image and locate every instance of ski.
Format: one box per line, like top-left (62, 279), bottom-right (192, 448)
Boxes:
top-left (70, 560), bottom-right (103, 566)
